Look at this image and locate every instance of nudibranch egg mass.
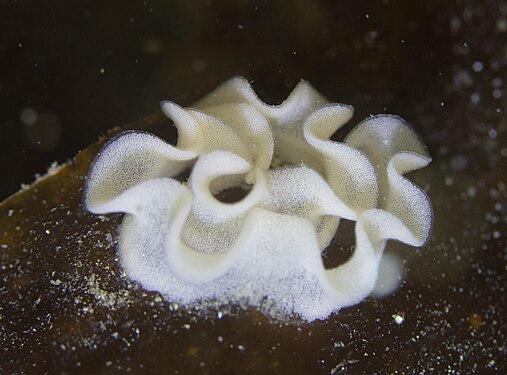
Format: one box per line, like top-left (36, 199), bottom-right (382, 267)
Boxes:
top-left (84, 76), bottom-right (432, 321)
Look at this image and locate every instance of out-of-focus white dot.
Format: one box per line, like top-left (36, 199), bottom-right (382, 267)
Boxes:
top-left (497, 18), bottom-right (507, 32)
top-left (470, 92), bottom-right (481, 104)
top-left (467, 185), bottom-right (477, 197)
top-left (450, 154), bottom-right (468, 171)
top-left (142, 37), bottom-right (165, 54)
top-left (492, 77), bottom-right (502, 87)
top-left (368, 30), bottom-right (379, 39)
top-left (20, 108), bottom-right (38, 125)
top-left (100, 68), bottom-right (105, 74)
top-left (192, 59), bottom-right (207, 73)
top-left (472, 61), bottom-right (484, 72)
top-left (488, 128), bottom-right (498, 139)
top-left (445, 175), bottom-right (454, 186)
top-left (23, 112), bottom-right (62, 152)
top-left (370, 252), bottom-right (403, 298)
top-left (450, 16), bottom-right (461, 33)
top-left (492, 89), bottom-right (502, 99)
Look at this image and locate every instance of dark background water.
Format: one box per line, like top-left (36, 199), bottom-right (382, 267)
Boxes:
top-left (1, 0), bottom-right (456, 200)
top-left (0, 0), bottom-right (506, 373)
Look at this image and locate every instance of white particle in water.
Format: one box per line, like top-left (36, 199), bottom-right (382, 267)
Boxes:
top-left (393, 312), bottom-right (405, 325)
top-left (445, 176), bottom-right (454, 187)
top-left (20, 108), bottom-right (38, 126)
top-left (492, 89), bottom-right (502, 99)
top-left (497, 18), bottom-right (507, 32)
top-left (470, 92), bottom-right (481, 104)
top-left (472, 61), bottom-right (484, 72)
top-left (488, 129), bottom-right (497, 139)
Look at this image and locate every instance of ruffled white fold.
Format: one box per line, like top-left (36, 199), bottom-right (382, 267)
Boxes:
top-left (345, 115), bottom-right (432, 245)
top-left (85, 132), bottom-right (195, 214)
top-left (84, 76), bottom-right (432, 321)
top-left (302, 105), bottom-right (379, 212)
